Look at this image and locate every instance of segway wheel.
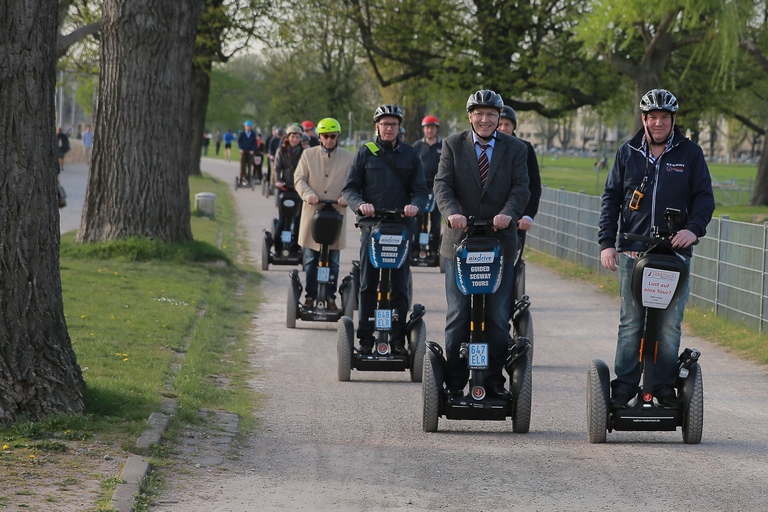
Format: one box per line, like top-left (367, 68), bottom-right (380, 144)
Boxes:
top-left (511, 354), bottom-right (532, 433)
top-left (286, 280), bottom-right (298, 329)
top-left (336, 317), bottom-right (354, 381)
top-left (587, 360), bottom-right (609, 443)
top-left (261, 235), bottom-right (270, 271)
top-left (682, 363), bottom-right (703, 444)
top-left (422, 353), bottom-right (440, 432)
top-left (408, 318), bottom-right (427, 383)
top-left (341, 283), bottom-right (355, 320)
top-left (516, 309), bottom-right (534, 362)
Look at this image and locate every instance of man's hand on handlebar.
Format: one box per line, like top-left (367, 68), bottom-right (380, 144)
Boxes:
top-left (600, 247), bottom-right (620, 272)
top-left (337, 196), bottom-right (347, 207)
top-left (275, 181), bottom-right (285, 189)
top-left (670, 229), bottom-right (697, 249)
top-left (403, 205), bottom-right (419, 217)
top-left (493, 214), bottom-right (513, 231)
top-left (307, 195), bottom-right (319, 205)
top-left (359, 203), bottom-right (375, 216)
top-left (447, 214), bottom-right (467, 231)
top-left (517, 217), bottom-right (532, 231)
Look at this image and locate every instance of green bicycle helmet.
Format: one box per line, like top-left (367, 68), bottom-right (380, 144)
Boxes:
top-left (317, 118), bottom-right (342, 134)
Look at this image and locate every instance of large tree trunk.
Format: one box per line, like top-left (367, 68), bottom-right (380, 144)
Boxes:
top-left (76, 0), bottom-right (202, 243)
top-left (188, 61), bottom-right (212, 177)
top-left (0, 0), bottom-right (84, 424)
top-left (749, 120), bottom-right (768, 206)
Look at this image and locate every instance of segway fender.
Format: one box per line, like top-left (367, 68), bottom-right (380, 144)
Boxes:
top-left (406, 303), bottom-right (426, 332)
top-left (679, 361), bottom-right (700, 412)
top-left (592, 358), bottom-right (611, 412)
top-left (263, 229), bottom-right (273, 248)
top-left (506, 337), bottom-right (531, 397)
top-left (289, 269), bottom-right (304, 296)
top-left (426, 341), bottom-right (446, 392)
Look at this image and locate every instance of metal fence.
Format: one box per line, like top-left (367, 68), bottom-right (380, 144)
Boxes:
top-left (527, 186), bottom-right (768, 333)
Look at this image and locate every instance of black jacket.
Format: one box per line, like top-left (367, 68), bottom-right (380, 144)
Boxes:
top-left (519, 138), bottom-right (541, 220)
top-left (598, 126), bottom-right (715, 257)
top-left (412, 137), bottom-right (441, 189)
top-left (343, 139), bottom-right (429, 227)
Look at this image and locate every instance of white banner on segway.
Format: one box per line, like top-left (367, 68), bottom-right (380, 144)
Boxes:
top-left (641, 268), bottom-right (680, 309)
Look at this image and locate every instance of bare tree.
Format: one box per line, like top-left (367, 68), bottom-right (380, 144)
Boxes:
top-left (0, 0), bottom-right (85, 424)
top-left (76, 0), bottom-right (202, 243)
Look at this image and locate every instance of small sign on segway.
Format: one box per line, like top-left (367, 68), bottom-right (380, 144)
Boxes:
top-left (375, 309), bottom-right (392, 330)
top-left (640, 268), bottom-right (680, 309)
top-left (281, 231), bottom-right (292, 243)
top-left (468, 343), bottom-right (488, 369)
top-left (317, 267), bottom-right (330, 283)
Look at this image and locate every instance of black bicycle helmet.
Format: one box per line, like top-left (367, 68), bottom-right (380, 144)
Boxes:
top-left (639, 89), bottom-right (678, 113)
top-left (466, 90), bottom-right (504, 112)
top-left (373, 104), bottom-right (403, 123)
top-left (500, 105), bottom-right (517, 124)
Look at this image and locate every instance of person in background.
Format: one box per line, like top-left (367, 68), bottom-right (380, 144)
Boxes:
top-left (274, 124), bottom-right (306, 254)
top-left (238, 121), bottom-right (258, 184)
top-left (497, 105), bottom-right (541, 247)
top-left (302, 120), bottom-right (320, 147)
top-left (294, 118), bottom-right (353, 309)
top-left (412, 115), bottom-right (443, 256)
top-left (82, 125), bottom-right (94, 162)
top-left (215, 130), bottom-right (223, 156)
top-left (56, 126), bottom-right (70, 173)
top-left (223, 130), bottom-right (234, 163)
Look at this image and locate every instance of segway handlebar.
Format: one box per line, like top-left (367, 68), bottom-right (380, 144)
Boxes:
top-left (623, 233), bottom-right (698, 246)
top-left (446, 216), bottom-right (510, 230)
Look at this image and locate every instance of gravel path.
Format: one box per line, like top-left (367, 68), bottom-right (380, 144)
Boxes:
top-left (151, 157), bottom-right (768, 512)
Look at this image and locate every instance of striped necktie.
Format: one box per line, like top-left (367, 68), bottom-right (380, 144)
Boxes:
top-left (477, 143), bottom-right (490, 188)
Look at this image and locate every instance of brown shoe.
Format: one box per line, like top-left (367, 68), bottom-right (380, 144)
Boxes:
top-left (304, 297), bottom-right (314, 309)
top-left (325, 298), bottom-right (337, 310)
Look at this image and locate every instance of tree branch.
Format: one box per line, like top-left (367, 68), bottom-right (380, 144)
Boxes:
top-left (740, 36), bottom-right (768, 74)
top-left (56, 21), bottom-right (101, 58)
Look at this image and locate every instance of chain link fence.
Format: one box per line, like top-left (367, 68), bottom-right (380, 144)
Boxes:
top-left (527, 186), bottom-right (768, 333)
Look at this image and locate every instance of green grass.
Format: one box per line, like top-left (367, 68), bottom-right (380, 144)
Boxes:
top-left (0, 173), bottom-right (260, 510)
top-left (536, 154), bottom-right (767, 222)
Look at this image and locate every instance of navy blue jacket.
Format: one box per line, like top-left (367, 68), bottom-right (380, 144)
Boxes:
top-left (519, 138), bottom-right (541, 220)
top-left (343, 139), bottom-right (429, 227)
top-left (412, 137), bottom-right (441, 189)
top-left (237, 130), bottom-right (258, 153)
top-left (598, 126), bottom-right (715, 257)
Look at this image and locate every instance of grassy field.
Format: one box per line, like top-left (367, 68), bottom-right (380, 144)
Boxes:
top-left (0, 175), bottom-right (259, 511)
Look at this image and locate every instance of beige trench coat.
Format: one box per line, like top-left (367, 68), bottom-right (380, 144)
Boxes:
top-left (294, 146), bottom-right (354, 251)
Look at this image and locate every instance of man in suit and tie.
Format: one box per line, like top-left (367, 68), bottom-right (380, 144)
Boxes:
top-left (433, 89), bottom-right (530, 401)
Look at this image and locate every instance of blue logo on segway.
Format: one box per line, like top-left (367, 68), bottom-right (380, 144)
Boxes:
top-left (424, 193), bottom-right (436, 213)
top-left (455, 241), bottom-right (503, 295)
top-left (370, 225), bottom-right (410, 269)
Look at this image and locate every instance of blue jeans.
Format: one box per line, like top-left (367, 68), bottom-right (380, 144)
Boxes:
top-left (304, 248), bottom-right (340, 300)
top-left (613, 253), bottom-right (690, 395)
top-left (443, 256), bottom-right (515, 389)
top-left (357, 226), bottom-right (411, 343)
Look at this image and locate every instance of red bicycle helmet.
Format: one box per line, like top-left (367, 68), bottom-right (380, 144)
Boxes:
top-left (421, 115), bottom-right (440, 127)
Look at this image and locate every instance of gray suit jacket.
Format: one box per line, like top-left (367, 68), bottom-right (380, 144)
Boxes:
top-left (434, 130), bottom-right (530, 260)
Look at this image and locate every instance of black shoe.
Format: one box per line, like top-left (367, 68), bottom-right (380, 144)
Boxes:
top-left (358, 339), bottom-right (374, 355)
top-left (446, 388), bottom-right (465, 400)
top-left (390, 339), bottom-right (408, 356)
top-left (486, 383), bottom-right (512, 401)
top-left (610, 393), bottom-right (631, 409)
top-left (656, 388), bottom-right (680, 409)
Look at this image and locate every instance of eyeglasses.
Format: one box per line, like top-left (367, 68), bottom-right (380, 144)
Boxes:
top-left (470, 111), bottom-right (499, 120)
top-left (320, 133), bottom-right (339, 139)
top-left (378, 122), bottom-right (400, 129)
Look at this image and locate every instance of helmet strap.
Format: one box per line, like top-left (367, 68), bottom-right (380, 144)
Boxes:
top-left (643, 112), bottom-right (676, 146)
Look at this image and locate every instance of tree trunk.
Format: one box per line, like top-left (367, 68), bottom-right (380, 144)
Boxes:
top-left (0, 0), bottom-right (84, 424)
top-left (188, 60), bottom-right (212, 177)
top-left (76, 0), bottom-right (202, 244)
top-left (749, 121), bottom-right (768, 206)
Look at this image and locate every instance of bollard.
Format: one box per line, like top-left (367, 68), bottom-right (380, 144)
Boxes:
top-left (195, 192), bottom-right (217, 218)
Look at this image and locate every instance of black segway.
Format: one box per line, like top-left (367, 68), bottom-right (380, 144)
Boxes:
top-left (510, 232), bottom-right (534, 360)
top-left (587, 208), bottom-right (703, 444)
top-left (287, 200), bottom-right (356, 327)
top-left (234, 157), bottom-right (256, 191)
top-left (337, 210), bottom-right (427, 382)
top-left (262, 187), bottom-right (303, 271)
top-left (411, 192), bottom-right (443, 272)
top-left (422, 218), bottom-right (532, 433)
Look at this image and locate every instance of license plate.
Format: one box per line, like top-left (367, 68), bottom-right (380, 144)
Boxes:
top-left (468, 343), bottom-right (488, 369)
top-left (254, 156), bottom-right (262, 165)
top-left (317, 267), bottom-right (330, 283)
top-left (281, 231), bottom-right (292, 243)
top-left (375, 309), bottom-right (392, 330)
top-left (419, 233), bottom-right (430, 245)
